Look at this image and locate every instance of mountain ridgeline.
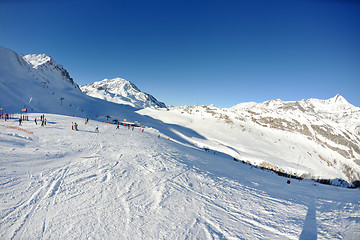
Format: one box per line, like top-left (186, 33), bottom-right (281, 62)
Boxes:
top-left (22, 54), bottom-right (80, 91)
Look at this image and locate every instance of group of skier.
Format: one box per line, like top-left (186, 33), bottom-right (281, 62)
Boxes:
top-left (72, 122), bottom-right (78, 131)
top-left (72, 120), bottom-right (98, 132)
top-left (113, 121), bottom-right (147, 133)
top-left (6, 113), bottom-right (157, 140)
top-left (19, 115), bottom-right (29, 125)
top-left (18, 114), bottom-right (46, 126)
top-left (16, 113), bottom-right (149, 135)
top-left (72, 119), bottom-right (91, 131)
top-left (39, 114), bottom-right (46, 126)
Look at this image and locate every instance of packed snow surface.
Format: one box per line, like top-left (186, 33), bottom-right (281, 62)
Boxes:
top-left (1, 114), bottom-right (359, 239)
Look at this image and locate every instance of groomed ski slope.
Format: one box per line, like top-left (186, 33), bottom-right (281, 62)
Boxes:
top-left (1, 114), bottom-right (359, 239)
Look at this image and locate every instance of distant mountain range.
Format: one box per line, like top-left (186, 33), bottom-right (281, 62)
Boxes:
top-left (149, 94), bottom-right (360, 184)
top-left (1, 45), bottom-right (359, 186)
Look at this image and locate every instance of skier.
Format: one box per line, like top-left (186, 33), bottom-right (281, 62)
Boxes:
top-left (72, 122), bottom-right (74, 130)
top-left (116, 124), bottom-right (119, 129)
top-left (95, 126), bottom-right (99, 132)
top-left (34, 117), bottom-right (37, 125)
top-left (74, 123), bottom-right (78, 131)
top-left (19, 117), bottom-right (22, 126)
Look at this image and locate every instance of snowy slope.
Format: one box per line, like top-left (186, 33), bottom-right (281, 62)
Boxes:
top-left (138, 96), bottom-right (360, 185)
top-left (80, 78), bottom-right (167, 109)
top-left (1, 114), bottom-right (359, 239)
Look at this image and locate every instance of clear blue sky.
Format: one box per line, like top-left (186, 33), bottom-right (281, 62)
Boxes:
top-left (1, 0), bottom-right (359, 107)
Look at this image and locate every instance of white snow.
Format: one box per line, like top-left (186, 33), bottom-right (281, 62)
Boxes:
top-left (1, 114), bottom-right (359, 239)
top-left (1, 45), bottom-right (360, 239)
top-left (22, 54), bottom-right (53, 69)
top-left (138, 100), bottom-right (360, 184)
top-left (80, 78), bottom-right (166, 109)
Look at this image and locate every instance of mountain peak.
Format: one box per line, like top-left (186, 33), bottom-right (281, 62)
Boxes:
top-left (23, 53), bottom-right (54, 68)
top-left (328, 94), bottom-right (348, 104)
top-left (305, 94), bottom-right (350, 106)
top-left (22, 53), bottom-right (79, 90)
top-left (93, 78), bottom-right (141, 93)
top-left (81, 77), bottom-right (167, 109)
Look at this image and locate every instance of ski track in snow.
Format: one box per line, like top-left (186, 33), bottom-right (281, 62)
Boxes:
top-left (0, 114), bottom-right (359, 239)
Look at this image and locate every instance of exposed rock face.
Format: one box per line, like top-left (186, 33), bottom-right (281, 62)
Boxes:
top-left (231, 96), bottom-right (360, 183)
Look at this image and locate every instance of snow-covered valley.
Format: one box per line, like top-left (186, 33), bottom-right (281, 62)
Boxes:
top-left (1, 114), bottom-right (359, 239)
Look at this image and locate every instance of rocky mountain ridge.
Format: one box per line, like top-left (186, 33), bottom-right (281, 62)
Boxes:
top-left (165, 96), bottom-right (360, 184)
top-left (22, 53), bottom-right (80, 90)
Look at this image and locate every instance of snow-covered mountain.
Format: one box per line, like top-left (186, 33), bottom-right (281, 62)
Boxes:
top-left (80, 78), bottom-right (167, 109)
top-left (0, 46), bottom-right (84, 114)
top-left (22, 53), bottom-right (80, 91)
top-left (0, 46), bottom-right (163, 116)
top-left (139, 95), bottom-right (360, 185)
